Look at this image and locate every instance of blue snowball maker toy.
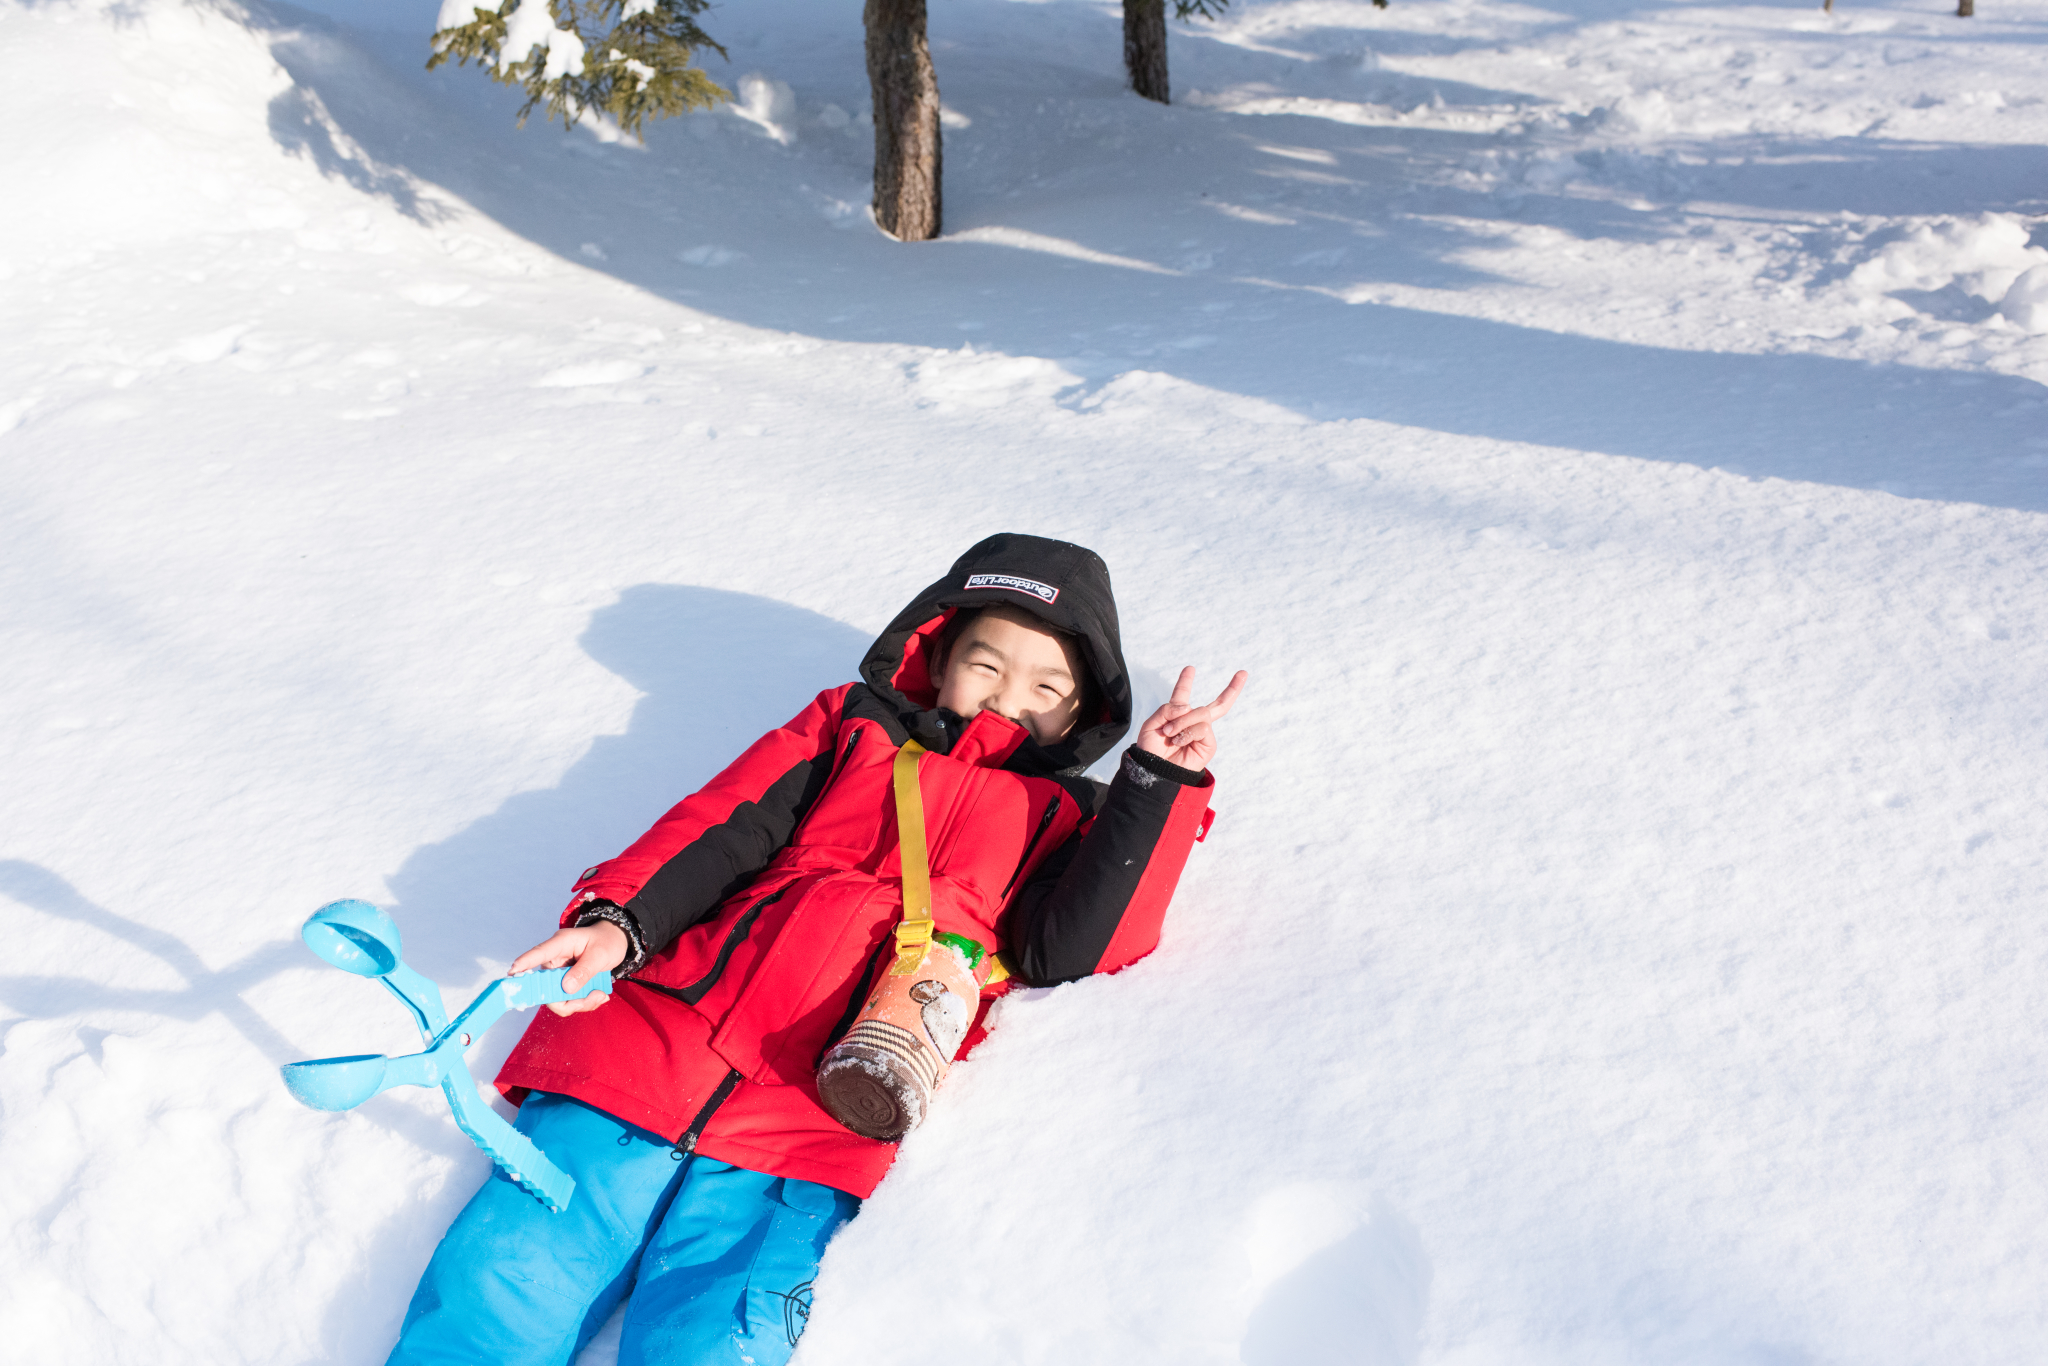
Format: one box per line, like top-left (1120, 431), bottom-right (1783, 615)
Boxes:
top-left (280, 899), bottom-right (611, 1213)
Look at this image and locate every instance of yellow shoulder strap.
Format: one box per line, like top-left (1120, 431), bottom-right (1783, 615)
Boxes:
top-left (889, 737), bottom-right (1018, 987)
top-left (890, 741), bottom-right (934, 975)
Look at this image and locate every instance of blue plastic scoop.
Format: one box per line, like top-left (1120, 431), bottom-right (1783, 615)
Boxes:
top-left (281, 900), bottom-right (611, 1212)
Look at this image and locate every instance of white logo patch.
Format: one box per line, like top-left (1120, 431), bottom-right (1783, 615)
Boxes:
top-left (965, 573), bottom-right (1060, 604)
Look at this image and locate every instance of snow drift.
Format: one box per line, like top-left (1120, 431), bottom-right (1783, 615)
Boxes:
top-left (2, 0), bottom-right (2045, 1361)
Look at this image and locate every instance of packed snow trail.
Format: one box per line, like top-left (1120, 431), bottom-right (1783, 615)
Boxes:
top-left (1, 0), bottom-right (2044, 1362)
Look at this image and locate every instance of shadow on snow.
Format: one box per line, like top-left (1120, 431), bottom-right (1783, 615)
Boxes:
top-left (259, 0), bottom-right (2048, 513)
top-left (0, 587), bottom-right (872, 1358)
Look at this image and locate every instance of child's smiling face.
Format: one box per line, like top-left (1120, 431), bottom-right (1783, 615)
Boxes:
top-left (930, 606), bottom-right (1088, 745)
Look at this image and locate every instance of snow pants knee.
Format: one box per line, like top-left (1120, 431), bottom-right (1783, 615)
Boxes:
top-left (386, 1092), bottom-right (860, 1366)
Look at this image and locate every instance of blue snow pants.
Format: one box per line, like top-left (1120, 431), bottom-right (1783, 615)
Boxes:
top-left (387, 1093), bottom-right (860, 1366)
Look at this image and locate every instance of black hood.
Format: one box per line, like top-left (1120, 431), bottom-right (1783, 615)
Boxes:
top-left (858, 533), bottom-right (1132, 776)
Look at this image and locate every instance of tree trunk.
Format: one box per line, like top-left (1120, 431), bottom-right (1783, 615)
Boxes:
top-left (865, 0), bottom-right (942, 241)
top-left (1125, 0), bottom-right (1169, 104)
top-left (1955, 0), bottom-right (1973, 14)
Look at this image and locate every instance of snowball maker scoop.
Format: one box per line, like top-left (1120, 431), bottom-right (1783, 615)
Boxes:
top-left (280, 900), bottom-right (611, 1212)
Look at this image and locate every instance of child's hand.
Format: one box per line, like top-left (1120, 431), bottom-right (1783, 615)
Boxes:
top-left (510, 922), bottom-right (628, 1017)
top-left (1134, 667), bottom-right (1248, 772)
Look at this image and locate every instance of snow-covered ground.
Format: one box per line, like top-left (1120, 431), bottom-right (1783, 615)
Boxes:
top-left (3, 0), bottom-right (2045, 1359)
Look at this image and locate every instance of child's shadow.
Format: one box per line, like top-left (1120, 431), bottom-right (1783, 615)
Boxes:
top-left (380, 584), bottom-right (871, 1013)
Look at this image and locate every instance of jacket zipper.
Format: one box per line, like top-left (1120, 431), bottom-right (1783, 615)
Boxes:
top-left (833, 726), bottom-right (863, 776)
top-left (821, 932), bottom-right (895, 1054)
top-left (671, 1068), bottom-right (744, 1160)
top-left (1001, 796), bottom-right (1063, 897)
top-left (631, 888), bottom-right (787, 1008)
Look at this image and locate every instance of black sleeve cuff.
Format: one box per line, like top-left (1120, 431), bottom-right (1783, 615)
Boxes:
top-left (572, 900), bottom-right (648, 977)
top-left (1123, 746), bottom-right (1206, 787)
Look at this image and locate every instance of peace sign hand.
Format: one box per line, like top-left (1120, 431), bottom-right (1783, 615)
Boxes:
top-left (1134, 667), bottom-right (1249, 773)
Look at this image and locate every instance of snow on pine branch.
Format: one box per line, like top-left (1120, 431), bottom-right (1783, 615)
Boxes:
top-left (429, 0), bottom-right (728, 135)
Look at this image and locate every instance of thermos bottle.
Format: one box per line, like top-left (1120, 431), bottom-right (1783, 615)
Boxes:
top-left (816, 930), bottom-right (993, 1141)
top-left (816, 739), bottom-right (1010, 1141)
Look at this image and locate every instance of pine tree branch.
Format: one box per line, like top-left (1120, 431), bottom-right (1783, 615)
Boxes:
top-left (429, 0), bottom-right (730, 136)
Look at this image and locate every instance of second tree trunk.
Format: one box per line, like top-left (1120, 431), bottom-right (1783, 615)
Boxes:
top-left (865, 0), bottom-right (943, 240)
top-left (1125, 0), bottom-right (1169, 104)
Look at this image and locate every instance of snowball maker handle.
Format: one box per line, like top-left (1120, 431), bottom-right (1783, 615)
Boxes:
top-left (282, 901), bottom-right (615, 1212)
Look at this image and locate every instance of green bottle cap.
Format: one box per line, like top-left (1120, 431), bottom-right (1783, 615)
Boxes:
top-left (931, 931), bottom-right (985, 969)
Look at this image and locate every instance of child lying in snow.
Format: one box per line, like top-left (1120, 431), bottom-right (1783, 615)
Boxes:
top-left (387, 533), bottom-right (1247, 1366)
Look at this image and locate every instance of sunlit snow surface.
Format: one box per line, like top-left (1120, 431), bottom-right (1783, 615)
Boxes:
top-left (2, 0), bottom-right (2045, 1360)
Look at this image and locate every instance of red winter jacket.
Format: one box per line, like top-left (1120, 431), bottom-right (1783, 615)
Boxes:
top-left (497, 535), bottom-right (1216, 1196)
